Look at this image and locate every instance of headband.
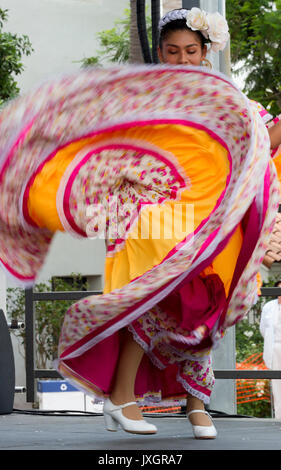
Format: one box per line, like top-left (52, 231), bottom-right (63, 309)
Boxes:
top-left (159, 8), bottom-right (230, 52)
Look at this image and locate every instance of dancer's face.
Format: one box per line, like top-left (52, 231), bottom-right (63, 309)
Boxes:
top-left (158, 29), bottom-right (207, 66)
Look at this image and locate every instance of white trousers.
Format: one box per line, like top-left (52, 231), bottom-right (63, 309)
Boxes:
top-left (272, 342), bottom-right (281, 419)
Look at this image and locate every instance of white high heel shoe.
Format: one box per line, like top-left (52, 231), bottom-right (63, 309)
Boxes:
top-left (187, 409), bottom-right (217, 439)
top-left (103, 398), bottom-right (157, 435)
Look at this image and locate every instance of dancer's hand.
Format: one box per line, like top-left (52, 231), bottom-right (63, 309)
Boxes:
top-left (269, 119), bottom-right (281, 150)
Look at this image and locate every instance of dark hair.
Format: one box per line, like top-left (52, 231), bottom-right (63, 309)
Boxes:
top-left (274, 280), bottom-right (281, 287)
top-left (158, 18), bottom-right (209, 50)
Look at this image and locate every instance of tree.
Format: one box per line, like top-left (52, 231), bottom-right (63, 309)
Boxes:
top-left (81, 7), bottom-right (151, 67)
top-left (226, 0), bottom-right (281, 115)
top-left (81, 9), bottom-right (131, 66)
top-left (0, 8), bottom-right (33, 106)
top-left (7, 275), bottom-right (88, 369)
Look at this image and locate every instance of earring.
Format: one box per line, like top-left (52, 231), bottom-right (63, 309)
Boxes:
top-left (201, 58), bottom-right (212, 69)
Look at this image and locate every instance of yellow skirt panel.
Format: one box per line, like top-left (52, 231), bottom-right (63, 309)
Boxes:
top-left (27, 122), bottom-right (239, 297)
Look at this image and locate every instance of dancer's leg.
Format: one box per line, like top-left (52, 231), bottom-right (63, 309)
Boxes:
top-left (110, 328), bottom-right (144, 420)
top-left (186, 393), bottom-right (213, 426)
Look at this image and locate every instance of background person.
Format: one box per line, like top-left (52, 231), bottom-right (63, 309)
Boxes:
top-left (260, 280), bottom-right (281, 419)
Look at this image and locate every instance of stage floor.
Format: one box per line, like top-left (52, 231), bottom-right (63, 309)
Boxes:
top-left (1, 411), bottom-right (281, 451)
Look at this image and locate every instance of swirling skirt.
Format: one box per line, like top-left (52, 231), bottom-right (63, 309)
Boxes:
top-left (0, 65), bottom-right (279, 403)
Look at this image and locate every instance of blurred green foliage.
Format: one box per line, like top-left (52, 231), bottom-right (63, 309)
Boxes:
top-left (0, 8), bottom-right (33, 105)
top-left (80, 7), bottom-right (151, 67)
top-left (7, 275), bottom-right (88, 369)
top-left (226, 0), bottom-right (281, 115)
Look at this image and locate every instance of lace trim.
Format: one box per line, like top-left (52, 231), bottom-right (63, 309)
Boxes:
top-left (176, 371), bottom-right (211, 405)
top-left (128, 324), bottom-right (166, 370)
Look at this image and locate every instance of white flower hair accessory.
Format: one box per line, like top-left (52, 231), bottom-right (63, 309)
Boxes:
top-left (159, 8), bottom-right (230, 52)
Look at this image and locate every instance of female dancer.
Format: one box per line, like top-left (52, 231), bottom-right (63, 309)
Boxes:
top-left (103, 8), bottom-right (230, 439)
top-left (0, 8), bottom-right (278, 442)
